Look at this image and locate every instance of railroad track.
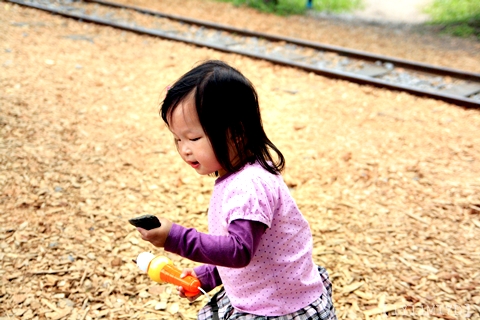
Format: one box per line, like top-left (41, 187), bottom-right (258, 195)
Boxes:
top-left (7, 0), bottom-right (480, 108)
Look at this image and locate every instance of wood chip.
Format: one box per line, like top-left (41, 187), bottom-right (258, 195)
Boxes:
top-left (363, 303), bottom-right (407, 316)
top-left (341, 282), bottom-right (364, 295)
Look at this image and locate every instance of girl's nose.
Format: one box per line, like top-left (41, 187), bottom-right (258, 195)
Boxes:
top-left (180, 143), bottom-right (192, 156)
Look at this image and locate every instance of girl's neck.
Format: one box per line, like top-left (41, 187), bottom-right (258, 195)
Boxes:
top-left (217, 168), bottom-right (228, 177)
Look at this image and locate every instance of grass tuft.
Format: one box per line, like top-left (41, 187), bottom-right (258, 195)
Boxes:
top-left (215, 0), bottom-right (362, 16)
top-left (424, 0), bottom-right (480, 39)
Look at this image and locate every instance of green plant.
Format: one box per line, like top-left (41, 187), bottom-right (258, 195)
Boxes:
top-left (314, 0), bottom-right (363, 13)
top-left (215, 0), bottom-right (363, 16)
top-left (424, 0), bottom-right (480, 39)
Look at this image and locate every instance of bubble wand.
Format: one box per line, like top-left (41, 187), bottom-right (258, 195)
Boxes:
top-left (134, 252), bottom-right (211, 301)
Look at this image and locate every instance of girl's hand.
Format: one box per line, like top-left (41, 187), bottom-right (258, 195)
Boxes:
top-left (136, 217), bottom-right (173, 247)
top-left (177, 268), bottom-right (202, 301)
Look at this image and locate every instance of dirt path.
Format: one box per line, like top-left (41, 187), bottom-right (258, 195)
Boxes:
top-left (349, 0), bottom-right (433, 24)
top-left (1, 1), bottom-right (480, 319)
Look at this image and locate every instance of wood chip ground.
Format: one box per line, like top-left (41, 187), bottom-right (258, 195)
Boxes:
top-left (1, 1), bottom-right (480, 319)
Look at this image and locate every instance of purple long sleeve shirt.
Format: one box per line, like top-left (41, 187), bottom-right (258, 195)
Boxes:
top-left (164, 219), bottom-right (266, 292)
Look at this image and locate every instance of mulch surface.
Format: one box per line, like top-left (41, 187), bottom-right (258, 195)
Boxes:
top-left (1, 1), bottom-right (480, 319)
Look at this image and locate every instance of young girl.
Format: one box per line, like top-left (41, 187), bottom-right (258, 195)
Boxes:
top-left (137, 60), bottom-right (337, 319)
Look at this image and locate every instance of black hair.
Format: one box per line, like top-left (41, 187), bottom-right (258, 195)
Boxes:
top-left (160, 60), bottom-right (285, 175)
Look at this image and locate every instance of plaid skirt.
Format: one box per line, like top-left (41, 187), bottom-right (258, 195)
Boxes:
top-left (197, 266), bottom-right (337, 320)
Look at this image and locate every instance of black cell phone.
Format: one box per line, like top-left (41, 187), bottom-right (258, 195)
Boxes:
top-left (128, 214), bottom-right (161, 230)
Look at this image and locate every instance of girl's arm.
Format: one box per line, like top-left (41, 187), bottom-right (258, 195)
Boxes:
top-left (164, 219), bottom-right (267, 268)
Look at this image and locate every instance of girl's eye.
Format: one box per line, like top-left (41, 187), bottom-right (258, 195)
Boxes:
top-left (190, 137), bottom-right (201, 142)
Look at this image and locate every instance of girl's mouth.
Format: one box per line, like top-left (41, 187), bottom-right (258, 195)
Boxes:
top-left (189, 161), bottom-right (200, 169)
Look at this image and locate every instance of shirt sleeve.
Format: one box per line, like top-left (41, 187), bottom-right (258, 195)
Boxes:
top-left (192, 264), bottom-right (221, 293)
top-left (164, 219), bottom-right (266, 268)
top-left (223, 176), bottom-right (275, 228)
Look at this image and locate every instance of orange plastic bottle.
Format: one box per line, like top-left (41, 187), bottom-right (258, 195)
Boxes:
top-left (136, 252), bottom-right (201, 297)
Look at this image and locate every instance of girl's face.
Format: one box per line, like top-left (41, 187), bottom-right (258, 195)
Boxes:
top-left (168, 94), bottom-right (226, 176)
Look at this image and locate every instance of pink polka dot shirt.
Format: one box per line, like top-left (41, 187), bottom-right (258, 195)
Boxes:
top-left (208, 161), bottom-right (325, 316)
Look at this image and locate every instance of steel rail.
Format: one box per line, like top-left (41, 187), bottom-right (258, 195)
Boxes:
top-left (85, 0), bottom-right (480, 82)
top-left (7, 0), bottom-right (480, 109)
